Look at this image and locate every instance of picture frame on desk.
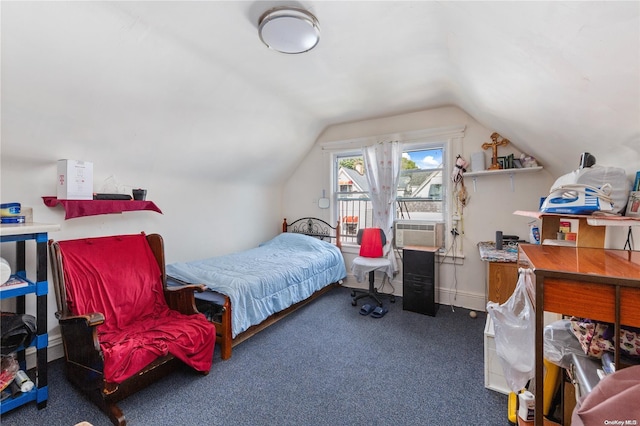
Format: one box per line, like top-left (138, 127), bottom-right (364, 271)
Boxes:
top-left (626, 192), bottom-right (640, 217)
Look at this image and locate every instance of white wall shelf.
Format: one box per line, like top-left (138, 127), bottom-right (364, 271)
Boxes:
top-left (466, 166), bottom-right (543, 192)
top-left (465, 166), bottom-right (543, 177)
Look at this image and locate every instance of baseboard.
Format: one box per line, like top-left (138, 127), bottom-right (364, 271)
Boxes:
top-left (437, 286), bottom-right (487, 312)
top-left (23, 333), bottom-right (65, 369)
top-left (345, 273), bottom-right (486, 312)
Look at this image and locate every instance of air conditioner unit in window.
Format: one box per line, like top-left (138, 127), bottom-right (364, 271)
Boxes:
top-left (393, 220), bottom-right (445, 249)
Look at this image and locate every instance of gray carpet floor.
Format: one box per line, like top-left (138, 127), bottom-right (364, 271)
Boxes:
top-left (1, 286), bottom-right (509, 425)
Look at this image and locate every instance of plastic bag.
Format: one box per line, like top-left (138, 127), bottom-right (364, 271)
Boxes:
top-left (0, 353), bottom-right (19, 392)
top-left (487, 268), bottom-right (535, 392)
top-left (543, 319), bottom-right (588, 369)
top-left (1, 312), bottom-right (36, 355)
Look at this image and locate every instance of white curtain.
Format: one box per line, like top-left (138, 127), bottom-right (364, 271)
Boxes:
top-left (363, 141), bottom-right (402, 273)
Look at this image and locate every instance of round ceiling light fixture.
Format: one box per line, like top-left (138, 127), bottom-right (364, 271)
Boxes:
top-left (258, 7), bottom-right (320, 54)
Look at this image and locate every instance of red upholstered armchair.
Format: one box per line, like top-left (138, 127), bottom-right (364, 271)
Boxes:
top-left (49, 233), bottom-right (216, 426)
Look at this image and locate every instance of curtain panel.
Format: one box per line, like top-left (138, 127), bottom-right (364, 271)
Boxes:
top-left (363, 141), bottom-right (402, 274)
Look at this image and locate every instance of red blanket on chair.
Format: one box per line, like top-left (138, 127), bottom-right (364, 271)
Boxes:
top-left (359, 228), bottom-right (384, 258)
top-left (59, 234), bottom-right (215, 384)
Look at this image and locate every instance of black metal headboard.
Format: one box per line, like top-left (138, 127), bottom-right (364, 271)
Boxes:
top-left (282, 217), bottom-right (341, 249)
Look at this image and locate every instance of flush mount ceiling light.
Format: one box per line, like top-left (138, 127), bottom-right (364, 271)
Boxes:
top-left (258, 7), bottom-right (320, 54)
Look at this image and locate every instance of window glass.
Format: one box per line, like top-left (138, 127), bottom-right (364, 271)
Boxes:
top-left (336, 154), bottom-right (368, 242)
top-left (397, 147), bottom-right (444, 222)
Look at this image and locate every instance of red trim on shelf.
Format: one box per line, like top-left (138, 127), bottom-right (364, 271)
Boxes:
top-left (42, 197), bottom-right (162, 220)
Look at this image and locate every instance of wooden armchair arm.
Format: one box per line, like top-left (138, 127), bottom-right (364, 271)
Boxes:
top-left (164, 284), bottom-right (205, 315)
top-left (56, 311), bottom-right (105, 368)
top-left (57, 311), bottom-right (105, 327)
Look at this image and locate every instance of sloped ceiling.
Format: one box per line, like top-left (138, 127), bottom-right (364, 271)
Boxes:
top-left (2, 1), bottom-right (639, 182)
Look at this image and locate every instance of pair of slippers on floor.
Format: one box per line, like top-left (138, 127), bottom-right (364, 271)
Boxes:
top-left (359, 304), bottom-right (388, 318)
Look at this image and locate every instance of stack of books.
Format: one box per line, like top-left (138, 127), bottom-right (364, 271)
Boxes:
top-left (0, 276), bottom-right (29, 291)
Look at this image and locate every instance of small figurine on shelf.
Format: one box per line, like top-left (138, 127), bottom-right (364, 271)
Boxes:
top-left (520, 153), bottom-right (538, 168)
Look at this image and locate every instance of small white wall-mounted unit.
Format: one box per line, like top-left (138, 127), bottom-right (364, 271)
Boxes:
top-left (394, 220), bottom-right (444, 249)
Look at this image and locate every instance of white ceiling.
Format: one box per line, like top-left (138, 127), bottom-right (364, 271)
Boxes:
top-left (2, 1), bottom-right (639, 182)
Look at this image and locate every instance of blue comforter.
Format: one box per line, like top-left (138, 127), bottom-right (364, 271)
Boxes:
top-left (166, 233), bottom-right (346, 337)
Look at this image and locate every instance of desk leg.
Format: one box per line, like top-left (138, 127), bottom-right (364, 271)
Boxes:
top-left (614, 286), bottom-right (621, 371)
top-left (535, 276), bottom-right (544, 426)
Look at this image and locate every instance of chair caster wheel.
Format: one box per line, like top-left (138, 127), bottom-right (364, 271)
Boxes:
top-left (350, 290), bottom-right (356, 297)
top-left (351, 299), bottom-right (357, 306)
top-left (390, 296), bottom-right (396, 303)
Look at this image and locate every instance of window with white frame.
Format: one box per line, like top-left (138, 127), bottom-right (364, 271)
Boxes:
top-left (334, 142), bottom-right (447, 245)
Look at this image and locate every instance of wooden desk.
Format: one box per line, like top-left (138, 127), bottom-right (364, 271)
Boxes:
top-left (478, 242), bottom-right (519, 304)
top-left (518, 244), bottom-right (640, 426)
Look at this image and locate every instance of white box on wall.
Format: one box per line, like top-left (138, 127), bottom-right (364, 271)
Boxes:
top-left (57, 159), bottom-right (93, 200)
top-left (471, 152), bottom-right (485, 172)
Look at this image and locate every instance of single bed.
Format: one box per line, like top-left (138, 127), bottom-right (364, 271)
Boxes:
top-left (165, 218), bottom-right (346, 360)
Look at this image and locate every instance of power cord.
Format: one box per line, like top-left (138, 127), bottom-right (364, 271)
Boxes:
top-left (377, 274), bottom-right (396, 298)
top-left (449, 231), bottom-right (459, 312)
top-left (439, 226), bottom-right (459, 312)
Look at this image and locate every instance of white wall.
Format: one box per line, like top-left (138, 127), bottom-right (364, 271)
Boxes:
top-left (284, 106), bottom-right (558, 311)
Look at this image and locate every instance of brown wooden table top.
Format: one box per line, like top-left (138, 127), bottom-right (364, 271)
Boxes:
top-left (519, 244), bottom-right (640, 286)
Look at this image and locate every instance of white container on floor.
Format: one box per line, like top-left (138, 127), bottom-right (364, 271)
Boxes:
top-left (484, 315), bottom-right (511, 395)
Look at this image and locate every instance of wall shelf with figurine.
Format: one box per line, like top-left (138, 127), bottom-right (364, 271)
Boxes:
top-left (464, 132), bottom-right (542, 191)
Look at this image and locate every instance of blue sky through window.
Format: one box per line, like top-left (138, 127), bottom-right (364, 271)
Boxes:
top-left (403, 149), bottom-right (442, 169)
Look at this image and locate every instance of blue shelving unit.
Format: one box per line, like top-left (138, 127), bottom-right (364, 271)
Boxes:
top-left (1, 223), bottom-right (59, 414)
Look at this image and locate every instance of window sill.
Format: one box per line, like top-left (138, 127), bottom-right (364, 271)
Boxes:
top-left (342, 243), bottom-right (464, 261)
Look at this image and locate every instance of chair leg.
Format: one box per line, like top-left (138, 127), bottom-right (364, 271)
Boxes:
top-left (107, 403), bottom-right (126, 426)
top-left (352, 271), bottom-right (384, 306)
top-left (82, 388), bottom-right (126, 425)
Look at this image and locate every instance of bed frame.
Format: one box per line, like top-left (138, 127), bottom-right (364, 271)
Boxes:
top-left (282, 217), bottom-right (342, 250)
top-left (189, 217), bottom-right (342, 360)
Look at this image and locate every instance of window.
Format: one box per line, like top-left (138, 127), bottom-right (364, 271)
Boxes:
top-left (335, 153), bottom-right (369, 241)
top-left (334, 143), bottom-right (446, 244)
top-left (397, 146), bottom-right (445, 222)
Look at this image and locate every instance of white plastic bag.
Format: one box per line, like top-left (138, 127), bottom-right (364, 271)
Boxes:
top-left (543, 319), bottom-right (587, 370)
top-left (486, 268), bottom-right (535, 392)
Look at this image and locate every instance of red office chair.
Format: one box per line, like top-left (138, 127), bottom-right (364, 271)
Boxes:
top-left (350, 228), bottom-right (395, 307)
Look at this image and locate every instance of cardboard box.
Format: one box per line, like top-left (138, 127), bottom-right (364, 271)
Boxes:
top-left (20, 206), bottom-right (33, 223)
top-left (57, 160), bottom-right (93, 200)
top-left (559, 221), bottom-right (571, 233)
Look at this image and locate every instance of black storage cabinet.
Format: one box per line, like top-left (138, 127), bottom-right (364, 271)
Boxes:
top-left (402, 247), bottom-right (438, 316)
